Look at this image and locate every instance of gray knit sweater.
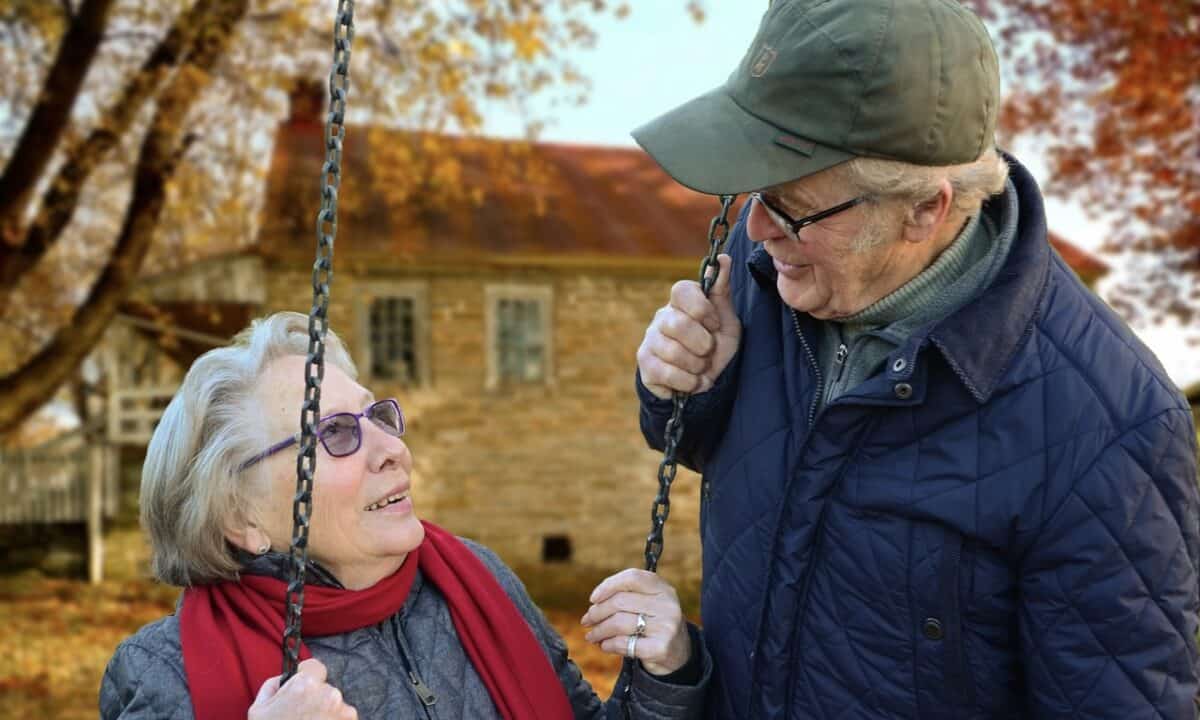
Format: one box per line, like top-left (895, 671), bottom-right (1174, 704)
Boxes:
top-left (99, 539), bottom-right (710, 719)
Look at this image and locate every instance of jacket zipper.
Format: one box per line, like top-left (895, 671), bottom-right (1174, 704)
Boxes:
top-left (791, 309), bottom-right (824, 428)
top-left (780, 310), bottom-right (877, 712)
top-left (395, 622), bottom-right (439, 717)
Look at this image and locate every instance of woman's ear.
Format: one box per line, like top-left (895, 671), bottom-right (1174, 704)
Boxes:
top-left (902, 178), bottom-right (954, 244)
top-left (225, 521), bottom-right (272, 555)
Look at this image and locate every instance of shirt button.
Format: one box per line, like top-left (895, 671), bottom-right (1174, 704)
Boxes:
top-left (894, 382), bottom-right (913, 400)
top-left (922, 617), bottom-right (944, 641)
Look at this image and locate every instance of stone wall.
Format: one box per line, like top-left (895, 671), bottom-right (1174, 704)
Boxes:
top-left (265, 263), bottom-right (705, 596)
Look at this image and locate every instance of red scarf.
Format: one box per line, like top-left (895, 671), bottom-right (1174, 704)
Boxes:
top-left (179, 521), bottom-right (572, 720)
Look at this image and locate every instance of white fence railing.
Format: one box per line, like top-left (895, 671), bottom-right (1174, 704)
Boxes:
top-left (108, 386), bottom-right (176, 445)
top-left (0, 429), bottom-right (119, 582)
top-left (0, 427), bottom-right (119, 523)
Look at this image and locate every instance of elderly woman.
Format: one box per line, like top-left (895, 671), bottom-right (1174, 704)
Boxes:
top-left (101, 311), bottom-right (709, 720)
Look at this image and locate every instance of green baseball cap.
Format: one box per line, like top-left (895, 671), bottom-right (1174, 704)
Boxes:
top-left (632, 0), bottom-right (1000, 195)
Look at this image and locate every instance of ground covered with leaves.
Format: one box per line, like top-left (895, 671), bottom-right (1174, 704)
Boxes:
top-left (0, 527), bottom-right (623, 719)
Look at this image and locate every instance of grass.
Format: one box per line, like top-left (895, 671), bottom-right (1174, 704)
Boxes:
top-left (0, 526), bottom-right (626, 719)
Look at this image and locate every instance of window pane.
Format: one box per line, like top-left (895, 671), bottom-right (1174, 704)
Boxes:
top-left (496, 297), bottom-right (547, 383)
top-left (370, 296), bottom-right (418, 383)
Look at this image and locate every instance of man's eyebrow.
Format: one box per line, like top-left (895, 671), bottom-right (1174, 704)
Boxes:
top-left (764, 183), bottom-right (818, 211)
top-left (784, 185), bottom-right (820, 208)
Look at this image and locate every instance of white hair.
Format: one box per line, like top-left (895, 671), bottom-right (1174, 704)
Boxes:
top-left (840, 147), bottom-right (1009, 212)
top-left (140, 311), bottom-right (357, 586)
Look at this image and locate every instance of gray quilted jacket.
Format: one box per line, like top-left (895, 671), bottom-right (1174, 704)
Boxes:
top-left (100, 539), bottom-right (710, 719)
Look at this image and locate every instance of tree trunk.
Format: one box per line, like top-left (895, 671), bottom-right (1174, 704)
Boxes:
top-left (0, 0), bottom-right (251, 436)
top-left (0, 0), bottom-right (214, 289)
top-left (0, 0), bottom-right (117, 244)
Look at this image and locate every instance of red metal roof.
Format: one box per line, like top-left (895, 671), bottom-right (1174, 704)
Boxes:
top-left (1048, 231), bottom-right (1108, 281)
top-left (260, 123), bottom-right (745, 264)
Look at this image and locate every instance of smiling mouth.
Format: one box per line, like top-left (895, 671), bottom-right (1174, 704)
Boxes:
top-left (772, 257), bottom-right (809, 275)
top-left (364, 492), bottom-right (409, 512)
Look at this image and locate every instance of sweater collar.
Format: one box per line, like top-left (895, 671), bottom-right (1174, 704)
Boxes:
top-left (841, 210), bottom-right (985, 334)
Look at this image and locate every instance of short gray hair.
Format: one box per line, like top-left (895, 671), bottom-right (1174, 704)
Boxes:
top-left (836, 147), bottom-right (1010, 217)
top-left (140, 311), bottom-right (357, 586)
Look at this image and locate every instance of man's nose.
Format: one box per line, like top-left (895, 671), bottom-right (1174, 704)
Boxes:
top-left (745, 197), bottom-right (785, 244)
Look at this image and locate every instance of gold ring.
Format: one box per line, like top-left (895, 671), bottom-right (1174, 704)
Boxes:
top-left (634, 612), bottom-right (647, 637)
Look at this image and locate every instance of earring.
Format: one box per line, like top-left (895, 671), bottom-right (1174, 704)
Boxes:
top-left (257, 543), bottom-right (270, 555)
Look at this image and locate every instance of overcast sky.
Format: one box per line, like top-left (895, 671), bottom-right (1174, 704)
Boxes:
top-left (480, 4), bottom-right (1199, 389)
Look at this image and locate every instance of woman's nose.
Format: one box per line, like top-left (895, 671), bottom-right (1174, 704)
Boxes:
top-left (746, 197), bottom-right (786, 244)
top-left (363, 419), bottom-right (412, 473)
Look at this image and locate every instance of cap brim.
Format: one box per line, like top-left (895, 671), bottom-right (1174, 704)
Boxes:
top-left (632, 87), bottom-right (855, 195)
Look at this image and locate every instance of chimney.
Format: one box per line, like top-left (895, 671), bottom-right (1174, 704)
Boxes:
top-left (287, 79), bottom-right (326, 130)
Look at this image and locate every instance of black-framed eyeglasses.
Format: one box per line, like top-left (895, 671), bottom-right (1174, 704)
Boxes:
top-left (751, 191), bottom-right (869, 239)
top-left (237, 398), bottom-right (405, 472)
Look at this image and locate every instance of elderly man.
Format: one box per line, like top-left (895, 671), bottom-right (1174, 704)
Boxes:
top-left (633, 0), bottom-right (1200, 718)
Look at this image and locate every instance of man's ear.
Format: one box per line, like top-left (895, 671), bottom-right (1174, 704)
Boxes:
top-left (902, 178), bottom-right (954, 244)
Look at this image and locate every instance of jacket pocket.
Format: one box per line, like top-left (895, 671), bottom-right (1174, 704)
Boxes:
top-left (938, 528), bottom-right (977, 712)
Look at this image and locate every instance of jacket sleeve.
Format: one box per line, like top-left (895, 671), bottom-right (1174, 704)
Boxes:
top-left (1019, 408), bottom-right (1200, 718)
top-left (100, 639), bottom-right (193, 720)
top-left (636, 362), bottom-right (740, 474)
top-left (463, 540), bottom-right (712, 720)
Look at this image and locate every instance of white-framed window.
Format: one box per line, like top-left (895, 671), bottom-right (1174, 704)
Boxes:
top-left (356, 281), bottom-right (429, 386)
top-left (485, 284), bottom-right (553, 389)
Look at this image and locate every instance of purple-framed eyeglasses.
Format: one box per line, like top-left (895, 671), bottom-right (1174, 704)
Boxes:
top-left (237, 398), bottom-right (405, 472)
top-left (751, 190), bottom-right (870, 240)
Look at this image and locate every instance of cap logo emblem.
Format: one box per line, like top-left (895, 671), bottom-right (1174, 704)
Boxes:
top-left (750, 45), bottom-right (778, 77)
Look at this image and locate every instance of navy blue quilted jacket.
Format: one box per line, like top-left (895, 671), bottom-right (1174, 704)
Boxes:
top-left (638, 156), bottom-right (1200, 719)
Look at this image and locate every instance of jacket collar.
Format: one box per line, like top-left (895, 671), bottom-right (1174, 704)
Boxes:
top-left (746, 152), bottom-right (1051, 404)
top-left (925, 153), bottom-right (1050, 403)
top-left (237, 548), bottom-right (346, 588)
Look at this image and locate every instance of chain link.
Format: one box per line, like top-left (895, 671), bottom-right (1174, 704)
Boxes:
top-left (621, 193), bottom-right (736, 716)
top-left (282, 0), bottom-right (355, 684)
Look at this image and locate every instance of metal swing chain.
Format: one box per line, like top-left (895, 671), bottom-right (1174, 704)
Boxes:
top-left (282, 0), bottom-right (356, 683)
top-left (620, 193), bottom-right (736, 714)
top-left (643, 193), bottom-right (735, 573)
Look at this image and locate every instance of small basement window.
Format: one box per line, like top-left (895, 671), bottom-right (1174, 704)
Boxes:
top-left (542, 535), bottom-right (572, 563)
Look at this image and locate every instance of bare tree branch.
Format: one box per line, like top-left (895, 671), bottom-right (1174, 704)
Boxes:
top-left (0, 0), bottom-right (117, 245)
top-left (0, 0), bottom-right (212, 288)
top-left (0, 0), bottom-right (252, 435)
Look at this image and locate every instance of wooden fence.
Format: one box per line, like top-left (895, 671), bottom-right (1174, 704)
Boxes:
top-left (0, 428), bottom-right (119, 582)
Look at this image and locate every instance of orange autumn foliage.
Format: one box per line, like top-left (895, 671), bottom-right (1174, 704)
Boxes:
top-left (965, 0), bottom-right (1199, 321)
